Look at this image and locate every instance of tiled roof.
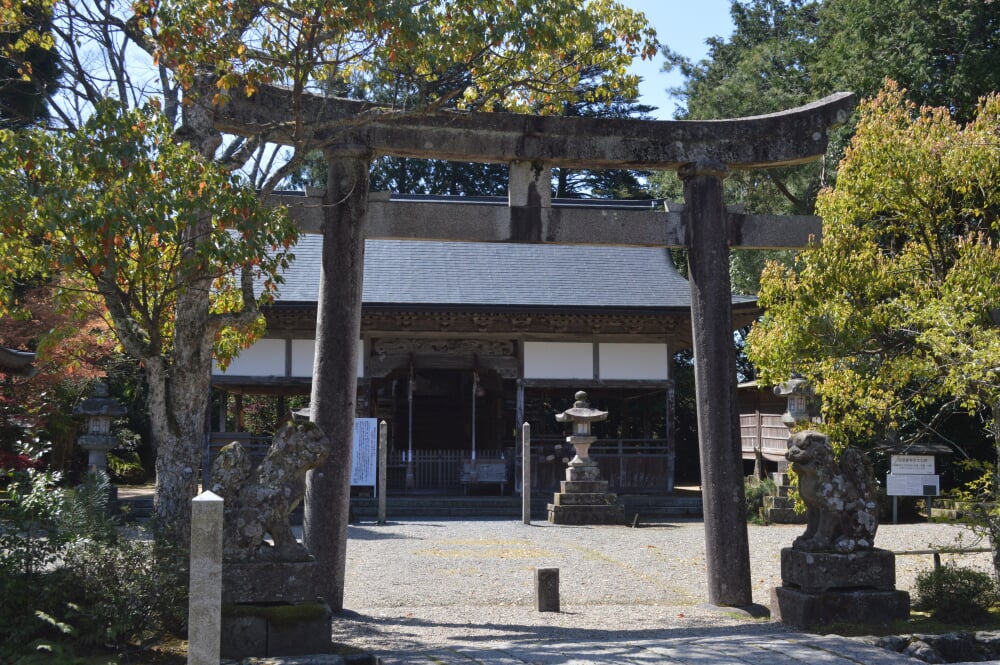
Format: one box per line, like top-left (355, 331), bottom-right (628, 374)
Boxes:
top-left (275, 234), bottom-right (754, 310)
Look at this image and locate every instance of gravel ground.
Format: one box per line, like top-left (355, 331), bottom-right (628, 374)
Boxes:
top-left (330, 518), bottom-right (993, 655)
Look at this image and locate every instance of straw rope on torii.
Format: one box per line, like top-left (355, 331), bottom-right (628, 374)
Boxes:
top-left (213, 85), bottom-right (855, 611)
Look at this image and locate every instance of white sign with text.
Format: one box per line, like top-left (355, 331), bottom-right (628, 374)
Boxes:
top-left (351, 418), bottom-right (378, 489)
top-left (886, 473), bottom-right (939, 497)
top-left (890, 454), bottom-right (935, 475)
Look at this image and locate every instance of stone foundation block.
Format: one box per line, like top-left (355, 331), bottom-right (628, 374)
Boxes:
top-left (223, 560), bottom-right (322, 604)
top-left (781, 547), bottom-right (896, 592)
top-left (771, 586), bottom-right (909, 627)
top-left (552, 492), bottom-right (619, 506)
top-left (221, 601), bottom-right (332, 659)
top-left (566, 464), bottom-right (602, 482)
top-left (547, 503), bottom-right (625, 525)
top-left (560, 480), bottom-right (608, 494)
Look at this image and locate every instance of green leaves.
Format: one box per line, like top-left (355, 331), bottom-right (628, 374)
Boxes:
top-left (747, 82), bottom-right (1000, 447)
top-left (0, 100), bottom-right (297, 365)
top-left (140, 0), bottom-right (657, 115)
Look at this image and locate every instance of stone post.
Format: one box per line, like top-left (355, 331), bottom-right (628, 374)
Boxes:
top-left (303, 146), bottom-right (372, 612)
top-left (522, 422), bottom-right (531, 524)
top-left (681, 163), bottom-right (753, 607)
top-left (188, 491), bottom-right (223, 665)
top-left (535, 568), bottom-right (559, 612)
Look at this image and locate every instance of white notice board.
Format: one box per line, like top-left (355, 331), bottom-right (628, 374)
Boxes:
top-left (890, 455), bottom-right (934, 475)
top-left (351, 418), bottom-right (378, 489)
top-left (886, 473), bottom-right (940, 497)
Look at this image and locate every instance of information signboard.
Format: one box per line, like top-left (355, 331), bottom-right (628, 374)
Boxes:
top-left (886, 473), bottom-right (939, 497)
top-left (351, 418), bottom-right (378, 489)
top-left (890, 455), bottom-right (934, 475)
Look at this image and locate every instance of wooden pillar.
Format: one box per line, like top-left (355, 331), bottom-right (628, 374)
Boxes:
top-left (234, 394), bottom-right (244, 432)
top-left (665, 379), bottom-right (675, 494)
top-left (681, 162), bottom-right (752, 608)
top-left (303, 145), bottom-right (372, 612)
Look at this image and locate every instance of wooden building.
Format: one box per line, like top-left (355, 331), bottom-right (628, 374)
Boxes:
top-left (211, 196), bottom-right (759, 495)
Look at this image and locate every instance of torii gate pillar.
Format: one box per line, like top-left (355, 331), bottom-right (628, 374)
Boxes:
top-left (303, 146), bottom-right (371, 612)
top-left (681, 163), bottom-right (752, 607)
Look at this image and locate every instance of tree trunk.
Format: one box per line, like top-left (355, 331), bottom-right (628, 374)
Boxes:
top-left (990, 400), bottom-right (1000, 580)
top-left (303, 147), bottom-right (371, 611)
top-left (147, 217), bottom-right (218, 547)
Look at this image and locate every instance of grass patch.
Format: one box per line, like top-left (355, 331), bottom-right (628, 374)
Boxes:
top-left (817, 607), bottom-right (1000, 637)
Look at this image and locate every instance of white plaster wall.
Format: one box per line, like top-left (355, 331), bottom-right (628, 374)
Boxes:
top-left (213, 338), bottom-right (285, 376)
top-left (290, 339), bottom-right (315, 377)
top-left (599, 343), bottom-right (669, 380)
top-left (291, 339), bottom-right (364, 378)
top-left (523, 341), bottom-right (593, 379)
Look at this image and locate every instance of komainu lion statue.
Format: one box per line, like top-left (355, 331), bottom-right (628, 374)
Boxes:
top-left (210, 420), bottom-right (329, 561)
top-left (787, 430), bottom-right (878, 554)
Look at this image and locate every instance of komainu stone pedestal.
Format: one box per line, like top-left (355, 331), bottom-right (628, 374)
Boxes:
top-left (771, 548), bottom-right (909, 627)
top-left (221, 560), bottom-right (333, 658)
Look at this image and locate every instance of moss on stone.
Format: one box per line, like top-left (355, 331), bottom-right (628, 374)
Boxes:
top-left (222, 601), bottom-right (329, 627)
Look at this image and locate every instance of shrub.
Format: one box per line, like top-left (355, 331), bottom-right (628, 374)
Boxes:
top-left (0, 467), bottom-right (188, 660)
top-left (106, 450), bottom-right (146, 484)
top-left (745, 475), bottom-right (777, 524)
top-left (913, 564), bottom-right (998, 622)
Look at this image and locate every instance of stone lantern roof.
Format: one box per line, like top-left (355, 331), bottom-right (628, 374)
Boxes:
top-left (73, 382), bottom-right (128, 420)
top-left (554, 391), bottom-right (608, 426)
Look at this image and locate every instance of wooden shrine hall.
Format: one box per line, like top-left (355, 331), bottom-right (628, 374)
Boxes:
top-left (210, 194), bottom-right (760, 495)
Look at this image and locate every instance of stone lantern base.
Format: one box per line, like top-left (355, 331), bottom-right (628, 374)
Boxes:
top-left (547, 460), bottom-right (625, 525)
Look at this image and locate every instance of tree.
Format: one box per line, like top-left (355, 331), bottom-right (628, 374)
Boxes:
top-left (0, 102), bottom-right (297, 542)
top-left (747, 83), bottom-right (1000, 457)
top-left (0, 0), bottom-right (657, 551)
top-left (816, 0), bottom-right (1000, 124)
top-left (658, 0), bottom-right (1000, 295)
top-left (0, 0), bottom-right (60, 127)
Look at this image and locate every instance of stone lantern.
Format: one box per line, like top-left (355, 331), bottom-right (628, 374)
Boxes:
top-left (765, 374), bottom-right (815, 523)
top-left (74, 381), bottom-right (126, 475)
top-left (774, 373), bottom-right (813, 428)
top-left (554, 391), bottom-right (607, 480)
top-left (547, 391), bottom-right (624, 525)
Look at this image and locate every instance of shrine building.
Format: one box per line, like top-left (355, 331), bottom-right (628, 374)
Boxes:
top-left (210, 194), bottom-right (759, 495)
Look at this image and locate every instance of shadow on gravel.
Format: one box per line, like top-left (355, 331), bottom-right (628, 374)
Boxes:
top-left (346, 525), bottom-right (422, 541)
top-left (330, 610), bottom-right (782, 651)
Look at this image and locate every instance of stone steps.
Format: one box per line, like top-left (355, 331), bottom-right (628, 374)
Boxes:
top-left (763, 495), bottom-right (807, 524)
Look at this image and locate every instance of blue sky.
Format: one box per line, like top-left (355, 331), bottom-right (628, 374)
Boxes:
top-left (620, 0), bottom-right (735, 118)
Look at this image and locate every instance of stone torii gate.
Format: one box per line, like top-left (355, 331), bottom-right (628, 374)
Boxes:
top-left (216, 90), bottom-right (855, 612)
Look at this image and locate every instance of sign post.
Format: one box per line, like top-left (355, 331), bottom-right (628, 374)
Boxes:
top-left (351, 418), bottom-right (379, 494)
top-left (886, 455), bottom-right (939, 524)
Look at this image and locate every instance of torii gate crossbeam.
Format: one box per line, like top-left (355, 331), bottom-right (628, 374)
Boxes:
top-left (216, 90), bottom-right (855, 611)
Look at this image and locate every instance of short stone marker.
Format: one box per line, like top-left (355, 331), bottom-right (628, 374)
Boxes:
top-left (188, 491), bottom-right (223, 665)
top-left (535, 568), bottom-right (560, 612)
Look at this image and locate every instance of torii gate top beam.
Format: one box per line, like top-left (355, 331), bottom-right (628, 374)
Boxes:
top-left (216, 87), bottom-right (854, 170)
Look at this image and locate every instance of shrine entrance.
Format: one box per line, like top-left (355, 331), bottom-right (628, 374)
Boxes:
top-left (217, 86), bottom-right (856, 609)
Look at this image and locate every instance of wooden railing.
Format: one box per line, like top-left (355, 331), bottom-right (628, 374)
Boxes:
top-left (740, 412), bottom-right (789, 462)
top-left (205, 434), bottom-right (672, 494)
top-left (525, 437), bottom-right (672, 493)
